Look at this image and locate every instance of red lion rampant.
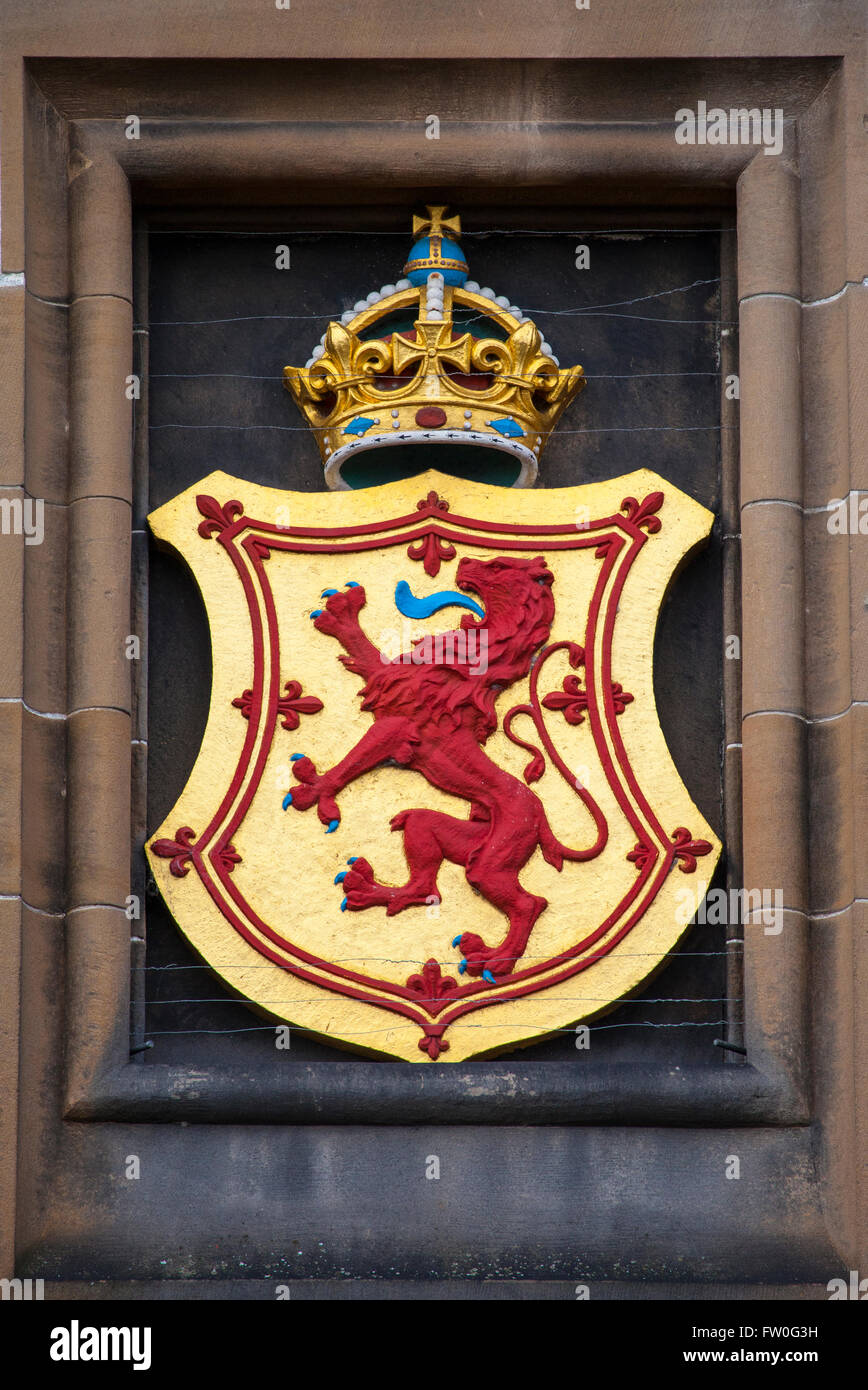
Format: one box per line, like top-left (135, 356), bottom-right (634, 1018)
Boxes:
top-left (284, 555), bottom-right (606, 978)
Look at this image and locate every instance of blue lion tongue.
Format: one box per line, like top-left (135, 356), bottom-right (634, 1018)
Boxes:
top-left (394, 579), bottom-right (484, 621)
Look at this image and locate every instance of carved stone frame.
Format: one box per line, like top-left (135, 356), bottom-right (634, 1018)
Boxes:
top-left (2, 34), bottom-right (865, 1285)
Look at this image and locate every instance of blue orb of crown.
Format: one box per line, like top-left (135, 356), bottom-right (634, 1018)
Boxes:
top-left (404, 235), bottom-right (468, 287)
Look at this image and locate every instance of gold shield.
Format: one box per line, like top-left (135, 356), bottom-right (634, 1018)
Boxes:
top-left (147, 467), bottom-right (721, 1062)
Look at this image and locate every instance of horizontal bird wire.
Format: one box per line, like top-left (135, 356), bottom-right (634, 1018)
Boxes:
top-left (142, 1019), bottom-right (730, 1037)
top-left (532, 277), bottom-right (725, 312)
top-left (144, 227), bottom-right (734, 237)
top-left (147, 359), bottom-right (729, 432)
top-left (144, 995), bottom-right (738, 1006)
top-left (140, 969), bottom-right (736, 1039)
top-left (147, 422), bottom-right (731, 434)
top-left (142, 273), bottom-right (725, 327)
top-left (149, 369), bottom-right (723, 382)
top-left (145, 310), bottom-right (728, 327)
top-left (136, 950), bottom-right (733, 970)
top-left (144, 267), bottom-right (728, 433)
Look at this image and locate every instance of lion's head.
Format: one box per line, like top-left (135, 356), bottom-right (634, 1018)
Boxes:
top-left (456, 554), bottom-right (554, 611)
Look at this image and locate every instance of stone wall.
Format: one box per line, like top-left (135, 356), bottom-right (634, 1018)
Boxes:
top-left (0, 0), bottom-right (865, 1295)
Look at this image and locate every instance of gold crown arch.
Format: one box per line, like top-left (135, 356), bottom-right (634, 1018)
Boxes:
top-left (284, 207), bottom-right (585, 489)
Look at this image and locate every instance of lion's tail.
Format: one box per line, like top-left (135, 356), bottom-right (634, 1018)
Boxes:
top-left (536, 810), bottom-right (566, 872)
top-left (535, 801), bottom-right (608, 868)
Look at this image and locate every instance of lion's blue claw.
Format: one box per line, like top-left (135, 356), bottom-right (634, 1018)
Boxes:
top-left (334, 871), bottom-right (346, 884)
top-left (290, 753), bottom-right (305, 762)
top-left (483, 969), bottom-right (496, 984)
top-left (340, 897), bottom-right (348, 912)
top-left (321, 588), bottom-right (339, 597)
top-left (347, 856), bottom-right (358, 864)
top-left (345, 581), bottom-right (360, 588)
top-left (451, 935), bottom-right (462, 947)
top-left (325, 819), bottom-right (340, 834)
top-left (282, 792), bottom-right (293, 810)
top-left (458, 959), bottom-right (467, 975)
top-left (310, 609), bottom-right (323, 618)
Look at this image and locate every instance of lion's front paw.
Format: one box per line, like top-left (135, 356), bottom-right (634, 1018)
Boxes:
top-left (282, 755), bottom-right (341, 831)
top-left (311, 581), bottom-right (366, 633)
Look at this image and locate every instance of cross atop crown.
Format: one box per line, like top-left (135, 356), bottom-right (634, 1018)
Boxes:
top-left (411, 205), bottom-right (462, 240)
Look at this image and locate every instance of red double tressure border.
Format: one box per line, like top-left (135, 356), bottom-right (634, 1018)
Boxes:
top-left (165, 490), bottom-right (693, 1056)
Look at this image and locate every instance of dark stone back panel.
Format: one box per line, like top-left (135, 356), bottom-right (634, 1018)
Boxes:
top-left (144, 215), bottom-right (728, 1067)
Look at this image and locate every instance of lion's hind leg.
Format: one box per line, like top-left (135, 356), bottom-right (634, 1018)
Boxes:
top-left (337, 810), bottom-right (485, 918)
top-left (335, 851), bottom-right (439, 917)
top-left (456, 871), bottom-right (547, 979)
top-left (335, 857), bottom-right (404, 912)
top-left (456, 828), bottom-right (549, 978)
top-left (390, 808), bottom-right (486, 917)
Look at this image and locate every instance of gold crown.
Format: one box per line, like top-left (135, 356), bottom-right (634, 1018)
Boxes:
top-left (283, 206), bottom-right (585, 489)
